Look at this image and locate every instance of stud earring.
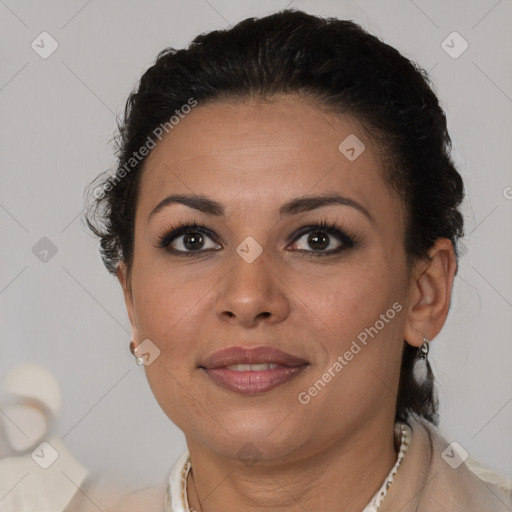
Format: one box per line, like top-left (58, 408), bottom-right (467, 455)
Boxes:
top-left (130, 339), bottom-right (145, 366)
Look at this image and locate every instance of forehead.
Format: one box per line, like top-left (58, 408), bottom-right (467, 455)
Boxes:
top-left (136, 95), bottom-right (401, 226)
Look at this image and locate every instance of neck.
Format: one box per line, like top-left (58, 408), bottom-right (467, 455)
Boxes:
top-left (185, 416), bottom-right (398, 512)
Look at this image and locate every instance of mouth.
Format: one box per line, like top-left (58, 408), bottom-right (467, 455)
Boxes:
top-left (199, 346), bottom-right (309, 395)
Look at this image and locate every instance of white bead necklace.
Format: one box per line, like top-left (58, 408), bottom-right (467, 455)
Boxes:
top-left (362, 423), bottom-right (411, 512)
top-left (165, 422), bottom-right (411, 512)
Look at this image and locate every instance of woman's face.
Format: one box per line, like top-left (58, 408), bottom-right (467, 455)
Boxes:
top-left (119, 95), bottom-right (414, 463)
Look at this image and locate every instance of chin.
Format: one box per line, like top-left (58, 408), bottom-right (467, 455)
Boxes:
top-left (187, 409), bottom-right (315, 463)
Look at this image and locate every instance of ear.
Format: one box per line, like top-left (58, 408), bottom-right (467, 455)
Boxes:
top-left (403, 238), bottom-right (458, 347)
top-left (116, 263), bottom-right (140, 342)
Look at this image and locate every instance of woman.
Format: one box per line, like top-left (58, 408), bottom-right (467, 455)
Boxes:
top-left (85, 9), bottom-right (512, 512)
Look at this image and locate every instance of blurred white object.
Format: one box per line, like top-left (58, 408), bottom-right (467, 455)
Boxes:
top-left (0, 363), bottom-right (88, 512)
top-left (1, 403), bottom-right (47, 451)
top-left (0, 435), bottom-right (88, 512)
top-left (3, 362), bottom-right (62, 417)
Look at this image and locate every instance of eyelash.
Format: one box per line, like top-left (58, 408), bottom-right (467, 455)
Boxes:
top-left (155, 218), bottom-right (359, 258)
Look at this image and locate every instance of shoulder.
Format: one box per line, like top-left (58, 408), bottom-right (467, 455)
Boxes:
top-left (412, 418), bottom-right (512, 511)
top-left (465, 456), bottom-right (512, 493)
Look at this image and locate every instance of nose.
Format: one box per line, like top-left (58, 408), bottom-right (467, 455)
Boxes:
top-left (214, 251), bottom-right (290, 327)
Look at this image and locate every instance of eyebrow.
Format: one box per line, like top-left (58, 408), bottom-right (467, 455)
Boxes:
top-left (148, 193), bottom-right (374, 224)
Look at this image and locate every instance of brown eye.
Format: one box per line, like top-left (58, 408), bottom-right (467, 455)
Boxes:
top-left (306, 231), bottom-right (331, 251)
top-left (180, 232), bottom-right (206, 251)
top-left (288, 221), bottom-right (356, 256)
top-left (169, 231), bottom-right (221, 253)
top-left (157, 223), bottom-right (222, 255)
top-left (293, 230), bottom-right (342, 252)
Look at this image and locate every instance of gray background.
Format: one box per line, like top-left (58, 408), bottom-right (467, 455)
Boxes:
top-left (1, 0), bottom-right (511, 490)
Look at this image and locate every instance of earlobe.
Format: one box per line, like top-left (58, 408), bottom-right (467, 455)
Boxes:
top-left (403, 238), bottom-right (457, 347)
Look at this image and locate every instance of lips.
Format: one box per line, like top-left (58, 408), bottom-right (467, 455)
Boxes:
top-left (199, 346), bottom-right (309, 394)
top-left (200, 346), bottom-right (308, 369)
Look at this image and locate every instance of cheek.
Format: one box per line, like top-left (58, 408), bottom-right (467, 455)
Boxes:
top-left (133, 266), bottom-right (210, 428)
top-left (299, 256), bottom-right (406, 387)
top-left (131, 257), bottom-right (211, 336)
top-left (296, 256), bottom-right (401, 335)
top-left (130, 259), bottom-right (221, 390)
